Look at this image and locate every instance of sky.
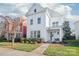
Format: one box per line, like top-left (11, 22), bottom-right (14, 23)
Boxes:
top-left (0, 3), bottom-right (79, 17)
top-left (0, 3), bottom-right (79, 30)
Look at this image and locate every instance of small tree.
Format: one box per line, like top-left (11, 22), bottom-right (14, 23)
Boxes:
top-left (63, 21), bottom-right (71, 40)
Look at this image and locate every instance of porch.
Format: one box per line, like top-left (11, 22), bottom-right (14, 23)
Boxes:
top-left (46, 27), bottom-right (63, 43)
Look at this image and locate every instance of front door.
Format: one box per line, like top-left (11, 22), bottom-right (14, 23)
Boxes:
top-left (50, 32), bottom-right (54, 43)
top-left (50, 31), bottom-right (60, 43)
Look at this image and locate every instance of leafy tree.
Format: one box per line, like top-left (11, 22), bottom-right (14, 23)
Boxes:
top-left (63, 21), bottom-right (71, 40)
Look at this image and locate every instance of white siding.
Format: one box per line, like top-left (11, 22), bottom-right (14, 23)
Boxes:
top-left (75, 21), bottom-right (79, 40)
top-left (27, 12), bottom-right (47, 41)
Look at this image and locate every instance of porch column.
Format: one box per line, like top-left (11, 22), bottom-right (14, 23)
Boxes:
top-left (59, 28), bottom-right (62, 42)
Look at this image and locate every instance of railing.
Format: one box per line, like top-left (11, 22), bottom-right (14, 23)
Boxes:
top-left (46, 25), bottom-right (62, 30)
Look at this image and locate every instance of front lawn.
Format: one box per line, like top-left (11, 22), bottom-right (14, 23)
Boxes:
top-left (13, 43), bottom-right (41, 52)
top-left (44, 40), bottom-right (79, 56)
top-left (0, 42), bottom-right (41, 52)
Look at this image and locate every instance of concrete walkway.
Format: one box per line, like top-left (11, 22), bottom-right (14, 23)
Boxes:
top-left (0, 44), bottom-right (49, 56)
top-left (32, 43), bottom-right (49, 55)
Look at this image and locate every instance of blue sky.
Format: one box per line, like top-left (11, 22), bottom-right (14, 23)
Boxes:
top-left (63, 3), bottom-right (79, 15)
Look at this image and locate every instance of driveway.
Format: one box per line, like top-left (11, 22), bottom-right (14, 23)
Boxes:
top-left (0, 44), bottom-right (49, 56)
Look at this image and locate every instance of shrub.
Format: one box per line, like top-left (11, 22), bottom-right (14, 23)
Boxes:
top-left (21, 38), bottom-right (27, 43)
top-left (26, 38), bottom-right (31, 43)
top-left (26, 38), bottom-right (43, 44)
top-left (27, 38), bottom-right (36, 44)
top-left (30, 38), bottom-right (36, 44)
top-left (36, 38), bottom-right (42, 43)
top-left (0, 37), bottom-right (7, 42)
top-left (14, 37), bottom-right (21, 42)
top-left (24, 38), bottom-right (27, 43)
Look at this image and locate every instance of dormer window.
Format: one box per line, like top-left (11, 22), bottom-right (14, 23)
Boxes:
top-left (34, 9), bottom-right (36, 12)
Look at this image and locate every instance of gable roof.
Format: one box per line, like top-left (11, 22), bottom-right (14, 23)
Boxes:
top-left (26, 3), bottom-right (46, 16)
top-left (47, 8), bottom-right (62, 17)
top-left (26, 3), bottom-right (62, 17)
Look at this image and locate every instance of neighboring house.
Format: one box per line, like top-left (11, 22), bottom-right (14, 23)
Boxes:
top-left (19, 16), bottom-right (27, 38)
top-left (5, 16), bottom-right (27, 40)
top-left (26, 3), bottom-right (64, 42)
top-left (5, 16), bottom-right (21, 40)
top-left (75, 20), bottom-right (79, 40)
top-left (0, 15), bottom-right (6, 37)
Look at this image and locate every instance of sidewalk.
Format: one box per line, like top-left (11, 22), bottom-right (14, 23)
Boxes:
top-left (0, 44), bottom-right (49, 56)
top-left (32, 43), bottom-right (49, 55)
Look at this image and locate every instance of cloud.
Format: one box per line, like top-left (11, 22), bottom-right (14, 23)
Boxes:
top-left (40, 3), bottom-right (73, 20)
top-left (54, 5), bottom-right (72, 16)
top-left (0, 3), bottom-right (32, 18)
top-left (0, 3), bottom-right (76, 21)
top-left (41, 3), bottom-right (59, 8)
top-left (13, 3), bottom-right (32, 14)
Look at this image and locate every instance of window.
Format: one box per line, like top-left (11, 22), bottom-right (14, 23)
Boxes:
top-left (56, 22), bottom-right (58, 26)
top-left (37, 31), bottom-right (40, 38)
top-left (30, 31), bottom-right (33, 38)
top-left (37, 17), bottom-right (41, 24)
top-left (52, 22), bottom-right (55, 26)
top-left (34, 31), bottom-right (36, 38)
top-left (30, 19), bottom-right (33, 25)
top-left (52, 22), bottom-right (59, 26)
top-left (34, 9), bottom-right (36, 12)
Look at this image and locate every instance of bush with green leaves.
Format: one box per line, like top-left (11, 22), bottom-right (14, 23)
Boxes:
top-left (21, 38), bottom-right (28, 43)
top-left (0, 37), bottom-right (7, 42)
top-left (26, 38), bottom-right (43, 44)
top-left (31, 38), bottom-right (36, 43)
top-left (36, 38), bottom-right (43, 43)
top-left (27, 38), bottom-right (36, 44)
top-left (62, 21), bottom-right (71, 40)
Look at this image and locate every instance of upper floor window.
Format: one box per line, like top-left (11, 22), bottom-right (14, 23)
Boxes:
top-left (37, 17), bottom-right (41, 24)
top-left (52, 22), bottom-right (59, 26)
top-left (34, 9), bottom-right (36, 12)
top-left (30, 19), bottom-right (33, 25)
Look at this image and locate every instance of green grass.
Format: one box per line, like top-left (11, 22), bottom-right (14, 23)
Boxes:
top-left (14, 43), bottom-right (40, 52)
top-left (0, 42), bottom-right (9, 46)
top-left (44, 40), bottom-right (79, 56)
top-left (0, 42), bottom-right (41, 52)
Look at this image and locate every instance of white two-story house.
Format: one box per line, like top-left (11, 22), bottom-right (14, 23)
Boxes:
top-left (26, 3), bottom-right (64, 42)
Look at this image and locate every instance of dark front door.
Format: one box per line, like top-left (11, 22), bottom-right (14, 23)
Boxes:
top-left (49, 32), bottom-right (54, 43)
